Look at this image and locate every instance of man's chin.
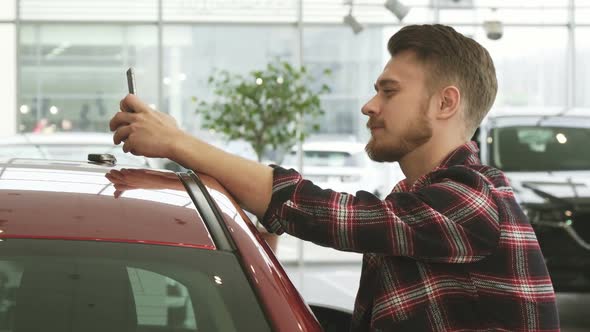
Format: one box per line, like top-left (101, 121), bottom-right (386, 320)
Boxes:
top-left (365, 141), bottom-right (404, 163)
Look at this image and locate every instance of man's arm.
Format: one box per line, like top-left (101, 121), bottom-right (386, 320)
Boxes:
top-left (110, 94), bottom-right (273, 218)
top-left (262, 165), bottom-right (501, 263)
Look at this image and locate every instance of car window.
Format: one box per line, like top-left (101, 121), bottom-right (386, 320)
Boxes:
top-left (283, 150), bottom-right (358, 167)
top-left (0, 239), bottom-right (271, 332)
top-left (490, 126), bottom-right (590, 171)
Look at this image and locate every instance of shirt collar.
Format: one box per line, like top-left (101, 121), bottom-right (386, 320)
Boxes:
top-left (393, 141), bottom-right (481, 192)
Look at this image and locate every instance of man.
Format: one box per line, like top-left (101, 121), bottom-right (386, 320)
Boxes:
top-left (110, 24), bottom-right (559, 331)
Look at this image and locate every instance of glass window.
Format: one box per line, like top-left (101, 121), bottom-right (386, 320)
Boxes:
top-left (19, 0), bottom-right (158, 21)
top-left (0, 24), bottom-right (16, 136)
top-left (490, 126), bottom-right (590, 171)
top-left (0, 239), bottom-right (271, 332)
top-left (439, 7), bottom-right (568, 25)
top-left (575, 0), bottom-right (590, 24)
top-left (0, 0), bottom-right (15, 20)
top-left (303, 0), bottom-right (433, 24)
top-left (163, 0), bottom-right (297, 22)
top-left (575, 28), bottom-right (590, 108)
top-left (163, 25), bottom-right (298, 134)
top-left (18, 24), bottom-right (158, 133)
top-left (128, 267), bottom-right (197, 329)
top-left (303, 26), bottom-right (387, 138)
top-left (473, 27), bottom-right (568, 108)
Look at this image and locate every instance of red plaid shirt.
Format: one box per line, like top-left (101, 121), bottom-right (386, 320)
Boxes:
top-left (262, 142), bottom-right (559, 331)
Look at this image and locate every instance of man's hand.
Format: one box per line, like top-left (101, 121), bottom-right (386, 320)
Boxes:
top-left (109, 94), bottom-right (274, 219)
top-left (105, 168), bottom-right (184, 198)
top-left (109, 94), bottom-right (184, 159)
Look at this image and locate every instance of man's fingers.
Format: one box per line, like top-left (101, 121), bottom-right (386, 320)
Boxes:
top-left (109, 111), bottom-right (135, 132)
top-left (121, 94), bottom-right (149, 114)
top-left (114, 189), bottom-right (124, 199)
top-left (122, 139), bottom-right (132, 153)
top-left (105, 170), bottom-right (124, 181)
top-left (113, 125), bottom-right (133, 145)
top-left (119, 98), bottom-right (132, 113)
top-left (114, 184), bottom-right (134, 191)
top-left (122, 138), bottom-right (139, 155)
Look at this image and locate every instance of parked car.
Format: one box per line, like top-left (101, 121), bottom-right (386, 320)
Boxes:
top-left (0, 157), bottom-right (352, 331)
top-left (282, 140), bottom-right (404, 198)
top-left (477, 108), bottom-right (590, 291)
top-left (0, 132), bottom-right (162, 168)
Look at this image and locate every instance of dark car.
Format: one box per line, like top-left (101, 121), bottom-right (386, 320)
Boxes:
top-left (0, 156), bottom-right (351, 331)
top-left (477, 109), bottom-right (590, 291)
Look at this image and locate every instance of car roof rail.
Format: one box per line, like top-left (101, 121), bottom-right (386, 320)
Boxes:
top-left (177, 171), bottom-right (236, 252)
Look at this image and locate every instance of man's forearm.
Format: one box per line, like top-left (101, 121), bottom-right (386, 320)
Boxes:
top-left (170, 132), bottom-right (274, 219)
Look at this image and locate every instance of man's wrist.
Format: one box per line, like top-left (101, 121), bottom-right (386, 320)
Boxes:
top-left (165, 130), bottom-right (189, 161)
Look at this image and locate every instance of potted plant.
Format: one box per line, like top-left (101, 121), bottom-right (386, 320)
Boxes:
top-left (195, 59), bottom-right (331, 251)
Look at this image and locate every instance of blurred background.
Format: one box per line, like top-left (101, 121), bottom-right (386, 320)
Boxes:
top-left (1, 1), bottom-right (589, 329)
top-left (3, 0), bottom-right (589, 260)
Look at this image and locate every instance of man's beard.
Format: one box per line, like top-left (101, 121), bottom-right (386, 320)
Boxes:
top-left (365, 101), bottom-right (433, 163)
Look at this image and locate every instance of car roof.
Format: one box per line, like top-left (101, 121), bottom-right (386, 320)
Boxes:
top-left (0, 132), bottom-right (118, 145)
top-left (485, 107), bottom-right (590, 128)
top-left (0, 158), bottom-right (215, 250)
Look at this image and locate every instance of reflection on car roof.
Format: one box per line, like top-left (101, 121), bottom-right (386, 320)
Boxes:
top-left (0, 160), bottom-right (215, 250)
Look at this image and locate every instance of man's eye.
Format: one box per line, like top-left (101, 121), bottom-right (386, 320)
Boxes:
top-left (382, 90), bottom-right (396, 95)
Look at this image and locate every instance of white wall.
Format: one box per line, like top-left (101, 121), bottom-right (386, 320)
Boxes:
top-left (0, 24), bottom-right (16, 137)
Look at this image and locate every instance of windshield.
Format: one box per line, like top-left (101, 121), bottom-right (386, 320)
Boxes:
top-left (283, 150), bottom-right (362, 167)
top-left (0, 239), bottom-right (271, 332)
top-left (0, 144), bottom-right (148, 167)
top-left (490, 126), bottom-right (590, 171)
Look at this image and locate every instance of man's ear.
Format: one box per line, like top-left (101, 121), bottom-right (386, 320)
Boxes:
top-left (437, 86), bottom-right (461, 120)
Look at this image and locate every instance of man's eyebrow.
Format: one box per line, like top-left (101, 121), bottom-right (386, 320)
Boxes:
top-left (373, 79), bottom-right (401, 91)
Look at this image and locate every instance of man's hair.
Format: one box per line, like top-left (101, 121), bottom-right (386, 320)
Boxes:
top-left (388, 24), bottom-right (497, 137)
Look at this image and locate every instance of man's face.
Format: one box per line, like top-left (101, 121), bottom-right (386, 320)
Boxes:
top-left (363, 51), bottom-right (434, 162)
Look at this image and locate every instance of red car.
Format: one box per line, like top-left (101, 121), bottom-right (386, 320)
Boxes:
top-left (0, 156), bottom-right (350, 331)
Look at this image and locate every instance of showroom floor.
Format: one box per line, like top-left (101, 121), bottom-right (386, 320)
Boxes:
top-left (285, 262), bottom-right (590, 332)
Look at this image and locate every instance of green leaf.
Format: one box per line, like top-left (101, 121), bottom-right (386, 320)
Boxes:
top-left (197, 59), bottom-right (331, 157)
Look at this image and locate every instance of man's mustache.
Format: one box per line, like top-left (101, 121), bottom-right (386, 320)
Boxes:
top-left (366, 120), bottom-right (385, 129)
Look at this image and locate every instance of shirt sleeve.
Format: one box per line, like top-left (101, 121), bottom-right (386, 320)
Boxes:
top-left (260, 165), bottom-right (501, 263)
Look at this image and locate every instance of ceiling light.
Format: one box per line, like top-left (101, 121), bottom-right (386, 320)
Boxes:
top-left (384, 0), bottom-right (410, 21)
top-left (343, 1), bottom-right (363, 35)
top-left (343, 13), bottom-right (364, 34)
top-left (483, 8), bottom-right (503, 40)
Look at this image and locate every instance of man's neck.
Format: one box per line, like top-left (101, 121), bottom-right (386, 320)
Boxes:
top-left (399, 138), bottom-right (467, 186)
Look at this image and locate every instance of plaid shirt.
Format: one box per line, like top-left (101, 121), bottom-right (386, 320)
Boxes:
top-left (262, 142), bottom-right (559, 331)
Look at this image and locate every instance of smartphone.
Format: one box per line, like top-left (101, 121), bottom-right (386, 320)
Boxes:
top-left (126, 67), bottom-right (136, 95)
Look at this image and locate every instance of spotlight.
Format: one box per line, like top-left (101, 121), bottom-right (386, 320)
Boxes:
top-left (483, 8), bottom-right (503, 40)
top-left (384, 0), bottom-right (410, 21)
top-left (483, 20), bottom-right (503, 40)
top-left (343, 13), bottom-right (364, 34)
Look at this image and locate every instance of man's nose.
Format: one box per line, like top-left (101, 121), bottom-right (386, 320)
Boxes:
top-left (361, 95), bottom-right (379, 116)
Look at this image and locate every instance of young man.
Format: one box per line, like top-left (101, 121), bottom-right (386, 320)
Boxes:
top-left (110, 24), bottom-right (559, 331)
